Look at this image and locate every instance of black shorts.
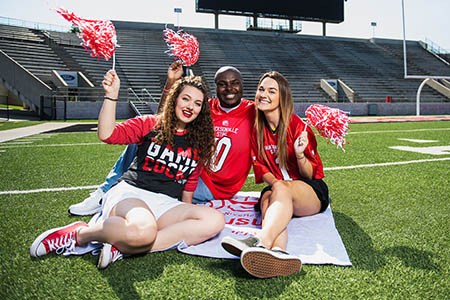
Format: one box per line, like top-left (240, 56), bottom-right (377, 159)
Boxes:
top-left (258, 178), bottom-right (330, 213)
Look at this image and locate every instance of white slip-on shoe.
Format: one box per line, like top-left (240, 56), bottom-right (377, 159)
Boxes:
top-left (221, 236), bottom-right (262, 257)
top-left (240, 246), bottom-right (302, 278)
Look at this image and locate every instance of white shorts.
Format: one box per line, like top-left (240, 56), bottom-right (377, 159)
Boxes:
top-left (101, 181), bottom-right (184, 221)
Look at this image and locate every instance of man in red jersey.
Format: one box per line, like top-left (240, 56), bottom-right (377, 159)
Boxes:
top-left (189, 65), bottom-right (255, 201)
top-left (69, 62), bottom-right (255, 214)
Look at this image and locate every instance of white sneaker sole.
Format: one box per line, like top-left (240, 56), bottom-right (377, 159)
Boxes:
top-left (240, 247), bottom-right (302, 278)
top-left (97, 243), bottom-right (112, 270)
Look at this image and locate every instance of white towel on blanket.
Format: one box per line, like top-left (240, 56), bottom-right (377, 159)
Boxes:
top-left (178, 192), bottom-right (352, 266)
top-left (70, 192), bottom-right (351, 266)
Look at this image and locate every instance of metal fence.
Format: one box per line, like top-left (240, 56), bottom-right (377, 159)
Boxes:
top-left (0, 16), bottom-right (71, 33)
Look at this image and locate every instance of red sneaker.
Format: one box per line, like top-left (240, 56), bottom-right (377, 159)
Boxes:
top-left (30, 221), bottom-right (88, 257)
top-left (97, 243), bottom-right (123, 269)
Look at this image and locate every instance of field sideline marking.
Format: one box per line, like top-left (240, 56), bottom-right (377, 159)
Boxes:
top-left (322, 157), bottom-right (450, 170)
top-left (348, 128), bottom-right (450, 134)
top-left (1, 128), bottom-right (448, 148)
top-left (0, 185), bottom-right (99, 195)
top-left (1, 157), bottom-right (449, 195)
top-left (0, 142), bottom-right (104, 149)
top-left (247, 157), bottom-right (450, 177)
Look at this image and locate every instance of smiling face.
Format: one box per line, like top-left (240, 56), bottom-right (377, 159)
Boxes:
top-left (255, 77), bottom-right (280, 114)
top-left (174, 85), bottom-right (204, 130)
top-left (215, 69), bottom-right (243, 108)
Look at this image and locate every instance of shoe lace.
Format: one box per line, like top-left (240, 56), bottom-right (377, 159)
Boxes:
top-left (111, 246), bottom-right (123, 263)
top-left (54, 237), bottom-right (76, 255)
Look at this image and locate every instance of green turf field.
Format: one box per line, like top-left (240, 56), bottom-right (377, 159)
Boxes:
top-left (0, 120), bottom-right (449, 299)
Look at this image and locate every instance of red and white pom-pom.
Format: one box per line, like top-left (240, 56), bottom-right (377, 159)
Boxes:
top-left (305, 104), bottom-right (350, 151)
top-left (56, 8), bottom-right (117, 61)
top-left (163, 27), bottom-right (199, 66)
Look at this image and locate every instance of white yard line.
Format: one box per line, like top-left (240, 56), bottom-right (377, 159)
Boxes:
top-left (1, 142), bottom-right (34, 145)
top-left (0, 142), bottom-right (104, 148)
top-left (0, 185), bottom-right (99, 195)
top-left (1, 126), bottom-right (449, 195)
top-left (348, 128), bottom-right (450, 134)
top-left (3, 158), bottom-right (448, 195)
top-left (246, 157), bottom-right (450, 177)
top-left (322, 157), bottom-right (450, 170)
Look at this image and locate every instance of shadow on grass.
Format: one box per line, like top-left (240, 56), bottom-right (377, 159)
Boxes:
top-left (333, 212), bottom-right (440, 272)
top-left (207, 259), bottom-right (304, 299)
top-left (381, 246), bottom-right (440, 271)
top-left (94, 251), bottom-right (303, 299)
top-left (95, 250), bottom-right (181, 300)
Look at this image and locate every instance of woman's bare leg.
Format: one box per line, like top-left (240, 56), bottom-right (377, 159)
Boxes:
top-left (148, 204), bottom-right (225, 251)
top-left (77, 198), bottom-right (158, 254)
top-left (257, 180), bottom-right (321, 251)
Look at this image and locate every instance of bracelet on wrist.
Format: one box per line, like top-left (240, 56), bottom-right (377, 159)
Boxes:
top-left (104, 96), bottom-right (118, 102)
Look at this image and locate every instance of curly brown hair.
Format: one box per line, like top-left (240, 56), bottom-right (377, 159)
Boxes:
top-left (155, 76), bottom-right (215, 168)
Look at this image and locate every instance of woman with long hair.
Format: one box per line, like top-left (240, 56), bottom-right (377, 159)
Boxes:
top-left (30, 70), bottom-right (224, 269)
top-left (222, 71), bottom-right (329, 278)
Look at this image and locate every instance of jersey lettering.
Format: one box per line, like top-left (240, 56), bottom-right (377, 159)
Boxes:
top-left (210, 136), bottom-right (232, 172)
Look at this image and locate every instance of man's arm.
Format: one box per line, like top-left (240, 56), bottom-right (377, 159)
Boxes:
top-left (157, 61), bottom-right (184, 114)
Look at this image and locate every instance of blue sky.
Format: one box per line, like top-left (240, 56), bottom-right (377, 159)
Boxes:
top-left (1, 0), bottom-right (449, 51)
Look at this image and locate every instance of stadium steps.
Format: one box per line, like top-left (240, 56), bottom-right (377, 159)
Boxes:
top-left (1, 22), bottom-right (449, 114)
top-left (0, 40), bottom-right (69, 89)
top-left (373, 39), bottom-right (449, 77)
top-left (0, 24), bottom-right (44, 43)
top-left (129, 99), bottom-right (154, 116)
top-left (60, 45), bottom-right (131, 99)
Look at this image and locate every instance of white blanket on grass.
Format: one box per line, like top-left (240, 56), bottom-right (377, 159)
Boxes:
top-left (71, 192), bottom-right (352, 266)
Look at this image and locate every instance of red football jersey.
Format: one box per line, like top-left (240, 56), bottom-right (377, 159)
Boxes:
top-left (200, 98), bottom-right (256, 199)
top-left (251, 114), bottom-right (324, 183)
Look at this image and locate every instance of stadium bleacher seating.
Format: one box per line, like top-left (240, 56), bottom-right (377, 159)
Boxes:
top-left (0, 24), bottom-right (69, 84)
top-left (0, 21), bottom-right (448, 114)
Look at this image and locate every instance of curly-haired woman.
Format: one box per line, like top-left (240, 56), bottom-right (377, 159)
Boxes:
top-left (30, 70), bottom-right (224, 269)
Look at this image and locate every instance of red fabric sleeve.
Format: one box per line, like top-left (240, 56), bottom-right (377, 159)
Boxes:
top-left (102, 115), bottom-right (158, 145)
top-left (184, 164), bottom-right (204, 192)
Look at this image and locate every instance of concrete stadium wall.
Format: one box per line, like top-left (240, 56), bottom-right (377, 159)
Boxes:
top-left (55, 101), bottom-right (450, 120)
top-left (54, 101), bottom-right (159, 120)
top-left (0, 82), bottom-right (23, 106)
top-left (294, 102), bottom-right (450, 117)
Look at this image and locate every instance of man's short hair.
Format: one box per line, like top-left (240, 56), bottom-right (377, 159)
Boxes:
top-left (214, 66), bottom-right (242, 82)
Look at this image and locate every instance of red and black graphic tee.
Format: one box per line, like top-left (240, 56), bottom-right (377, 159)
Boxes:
top-left (103, 115), bottom-right (201, 199)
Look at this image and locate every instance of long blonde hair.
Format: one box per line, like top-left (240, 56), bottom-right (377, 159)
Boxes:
top-left (254, 71), bottom-right (293, 169)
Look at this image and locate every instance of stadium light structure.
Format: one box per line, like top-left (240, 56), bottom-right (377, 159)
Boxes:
top-left (174, 8), bottom-right (182, 28)
top-left (371, 22), bottom-right (377, 38)
top-left (401, 0), bottom-right (450, 116)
